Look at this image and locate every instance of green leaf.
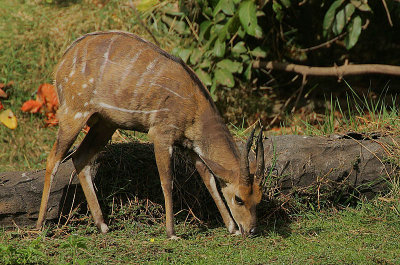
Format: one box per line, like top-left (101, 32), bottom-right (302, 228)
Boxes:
top-left (175, 48), bottom-right (192, 63)
top-left (350, 0), bottom-right (371, 12)
top-left (199, 59), bottom-right (211, 69)
top-left (214, 0), bottom-right (235, 16)
top-left (333, 4), bottom-right (355, 35)
top-left (136, 0), bottom-right (158, 11)
top-left (215, 68), bottom-right (235, 87)
top-left (199, 21), bottom-right (213, 41)
top-left (279, 0), bottom-right (291, 8)
top-left (190, 48), bottom-right (202, 65)
top-left (323, 0), bottom-right (345, 37)
top-left (237, 26), bottom-right (246, 38)
top-left (218, 15), bottom-right (240, 41)
top-left (213, 38), bottom-right (225, 57)
top-left (161, 15), bottom-right (189, 35)
top-left (216, 59), bottom-right (243, 73)
top-left (232, 41), bottom-right (247, 55)
top-left (345, 15), bottom-right (362, 49)
top-left (238, 1), bottom-right (262, 37)
top-left (210, 81), bottom-right (217, 101)
top-left (250, 46), bottom-right (268, 58)
top-left (272, 0), bottom-right (284, 22)
top-left (244, 63), bottom-right (252, 81)
top-left (195, 69), bottom-right (213, 86)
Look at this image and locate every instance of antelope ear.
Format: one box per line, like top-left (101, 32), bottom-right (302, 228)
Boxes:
top-left (199, 155), bottom-right (234, 183)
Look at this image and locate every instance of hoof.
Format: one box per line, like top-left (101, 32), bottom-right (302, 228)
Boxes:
top-left (169, 235), bottom-right (180, 240)
top-left (99, 223), bottom-right (109, 234)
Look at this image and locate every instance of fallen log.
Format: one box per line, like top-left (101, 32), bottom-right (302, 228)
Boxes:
top-left (0, 134), bottom-right (397, 228)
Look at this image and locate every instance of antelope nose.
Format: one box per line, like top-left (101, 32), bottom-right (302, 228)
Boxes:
top-left (249, 227), bottom-right (257, 235)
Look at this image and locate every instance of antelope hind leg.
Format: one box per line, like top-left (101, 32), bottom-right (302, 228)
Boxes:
top-left (37, 124), bottom-right (84, 229)
top-left (72, 122), bottom-right (115, 234)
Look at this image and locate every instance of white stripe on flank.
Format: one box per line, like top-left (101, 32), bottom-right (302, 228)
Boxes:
top-left (98, 102), bottom-right (169, 114)
top-left (98, 35), bottom-right (119, 83)
top-left (150, 83), bottom-right (187, 99)
top-left (81, 38), bottom-right (91, 74)
top-left (69, 48), bottom-right (78, 77)
top-left (55, 59), bottom-right (66, 79)
top-left (136, 57), bottom-right (160, 88)
top-left (120, 48), bottom-right (146, 85)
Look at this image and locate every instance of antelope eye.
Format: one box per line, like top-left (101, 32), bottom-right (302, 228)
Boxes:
top-left (235, 195), bottom-right (244, 205)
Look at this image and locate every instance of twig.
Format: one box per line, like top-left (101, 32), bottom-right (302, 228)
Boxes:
top-left (128, 0), bottom-right (160, 46)
top-left (299, 33), bottom-right (346, 52)
top-left (381, 0), bottom-right (393, 27)
top-left (291, 74), bottom-right (308, 113)
top-left (253, 61), bottom-right (400, 77)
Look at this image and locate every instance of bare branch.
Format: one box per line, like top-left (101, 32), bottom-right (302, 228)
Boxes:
top-left (253, 61), bottom-right (400, 78)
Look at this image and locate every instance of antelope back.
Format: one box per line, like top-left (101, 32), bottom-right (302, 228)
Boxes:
top-left (55, 31), bottom-right (213, 133)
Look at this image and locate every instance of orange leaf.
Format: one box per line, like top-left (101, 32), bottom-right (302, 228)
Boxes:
top-left (45, 112), bottom-right (59, 126)
top-left (37, 83), bottom-right (59, 113)
top-left (21, 99), bottom-right (43, 113)
top-left (0, 88), bottom-right (7, 99)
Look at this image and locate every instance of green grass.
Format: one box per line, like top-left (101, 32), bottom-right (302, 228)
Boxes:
top-left (1, 197), bottom-right (399, 264)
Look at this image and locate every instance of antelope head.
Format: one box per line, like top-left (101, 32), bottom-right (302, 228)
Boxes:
top-left (202, 128), bottom-right (265, 235)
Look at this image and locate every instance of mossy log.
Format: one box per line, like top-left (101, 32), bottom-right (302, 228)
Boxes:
top-left (0, 134), bottom-right (396, 228)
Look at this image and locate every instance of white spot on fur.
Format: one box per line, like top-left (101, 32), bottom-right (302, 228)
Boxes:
top-left (69, 69), bottom-right (75, 77)
top-left (83, 111), bottom-right (89, 117)
top-left (168, 146), bottom-right (173, 156)
top-left (89, 78), bottom-right (94, 83)
top-left (64, 77), bottom-right (68, 83)
top-left (72, 96), bottom-right (75, 100)
top-left (74, 112), bottom-right (83, 119)
top-left (78, 92), bottom-right (82, 96)
top-left (98, 102), bottom-right (169, 114)
top-left (82, 84), bottom-right (87, 89)
top-left (84, 102), bottom-right (89, 107)
top-left (93, 90), bottom-right (97, 95)
top-left (193, 144), bottom-right (203, 156)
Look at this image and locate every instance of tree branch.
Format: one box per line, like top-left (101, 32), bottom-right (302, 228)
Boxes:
top-left (253, 61), bottom-right (400, 78)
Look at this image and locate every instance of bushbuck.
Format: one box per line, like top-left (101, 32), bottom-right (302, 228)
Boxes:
top-left (36, 31), bottom-right (265, 238)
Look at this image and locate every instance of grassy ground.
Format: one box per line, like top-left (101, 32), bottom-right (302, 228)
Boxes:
top-left (1, 0), bottom-right (400, 264)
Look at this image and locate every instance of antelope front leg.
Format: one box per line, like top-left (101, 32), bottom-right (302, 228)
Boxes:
top-left (152, 140), bottom-right (177, 239)
top-left (195, 159), bottom-right (239, 234)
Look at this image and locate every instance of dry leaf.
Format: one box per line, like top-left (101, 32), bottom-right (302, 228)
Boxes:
top-left (37, 83), bottom-right (59, 113)
top-left (21, 99), bottom-right (44, 113)
top-left (21, 83), bottom-right (59, 126)
top-left (0, 109), bottom-right (17, 129)
top-left (0, 88), bottom-right (7, 99)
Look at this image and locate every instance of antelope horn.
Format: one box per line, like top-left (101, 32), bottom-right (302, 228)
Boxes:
top-left (240, 127), bottom-right (255, 183)
top-left (255, 127), bottom-right (265, 180)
